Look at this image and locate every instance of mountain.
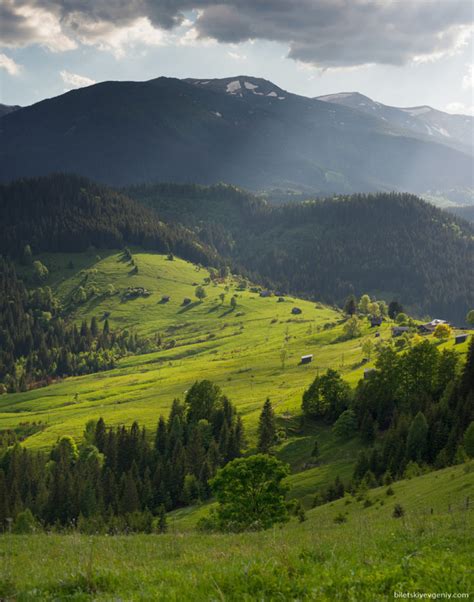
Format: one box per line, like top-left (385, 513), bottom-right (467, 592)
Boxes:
top-left (128, 183), bottom-right (474, 322)
top-left (317, 92), bottom-right (474, 154)
top-left (0, 76), bottom-right (472, 196)
top-left (0, 103), bottom-right (21, 118)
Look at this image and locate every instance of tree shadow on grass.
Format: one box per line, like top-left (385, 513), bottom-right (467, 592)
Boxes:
top-left (177, 301), bottom-right (200, 314)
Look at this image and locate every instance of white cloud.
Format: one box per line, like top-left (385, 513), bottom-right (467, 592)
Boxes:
top-left (0, 52), bottom-right (21, 75)
top-left (60, 70), bottom-right (96, 88)
top-left (462, 65), bottom-right (474, 89)
top-left (70, 16), bottom-right (167, 59)
top-left (445, 101), bottom-right (474, 116)
top-left (9, 4), bottom-right (77, 52)
top-left (227, 50), bottom-right (246, 61)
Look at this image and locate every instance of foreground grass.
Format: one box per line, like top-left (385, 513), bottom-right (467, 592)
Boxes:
top-left (1, 465), bottom-right (473, 601)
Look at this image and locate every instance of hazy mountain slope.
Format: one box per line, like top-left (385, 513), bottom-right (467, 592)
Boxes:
top-left (447, 205), bottom-right (474, 223)
top-left (317, 92), bottom-right (474, 154)
top-left (0, 103), bottom-right (21, 118)
top-left (0, 76), bottom-right (472, 194)
top-left (129, 183), bottom-right (474, 322)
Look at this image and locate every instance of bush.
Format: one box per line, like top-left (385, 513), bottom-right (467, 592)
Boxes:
top-left (333, 512), bottom-right (347, 524)
top-left (392, 503), bottom-right (405, 518)
top-left (12, 509), bottom-right (37, 534)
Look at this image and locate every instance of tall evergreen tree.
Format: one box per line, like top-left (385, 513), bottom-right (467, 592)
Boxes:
top-left (257, 399), bottom-right (277, 453)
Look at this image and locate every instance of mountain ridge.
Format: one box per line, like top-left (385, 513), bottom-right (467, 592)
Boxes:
top-left (0, 76), bottom-right (472, 198)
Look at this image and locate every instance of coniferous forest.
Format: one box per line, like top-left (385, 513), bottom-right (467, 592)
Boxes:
top-left (0, 381), bottom-right (244, 532)
top-left (0, 257), bottom-right (152, 393)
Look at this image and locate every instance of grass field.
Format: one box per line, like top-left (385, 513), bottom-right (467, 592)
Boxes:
top-left (1, 463), bottom-right (472, 600)
top-left (1, 250), bottom-right (469, 503)
top-left (1, 250), bottom-right (401, 449)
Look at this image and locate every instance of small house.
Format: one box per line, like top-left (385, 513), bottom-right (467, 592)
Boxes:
top-left (455, 333), bottom-right (469, 345)
top-left (419, 319), bottom-right (448, 334)
top-left (370, 316), bottom-right (383, 327)
top-left (364, 368), bottom-right (376, 379)
top-left (301, 354), bottom-right (313, 365)
top-left (292, 307), bottom-right (302, 315)
top-left (392, 326), bottom-right (409, 337)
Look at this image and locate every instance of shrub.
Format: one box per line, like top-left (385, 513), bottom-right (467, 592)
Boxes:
top-left (12, 509), bottom-right (37, 534)
top-left (392, 503), bottom-right (405, 518)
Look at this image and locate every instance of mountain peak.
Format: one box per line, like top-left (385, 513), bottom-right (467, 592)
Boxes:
top-left (184, 76), bottom-right (288, 99)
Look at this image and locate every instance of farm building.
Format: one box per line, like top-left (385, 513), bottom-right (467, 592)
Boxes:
top-left (292, 307), bottom-right (302, 315)
top-left (455, 333), bottom-right (469, 345)
top-left (392, 326), bottom-right (410, 337)
top-left (301, 354), bottom-right (313, 364)
top-left (419, 319), bottom-right (448, 333)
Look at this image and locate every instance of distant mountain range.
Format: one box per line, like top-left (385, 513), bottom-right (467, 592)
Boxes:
top-left (317, 92), bottom-right (473, 154)
top-left (0, 76), bottom-right (472, 200)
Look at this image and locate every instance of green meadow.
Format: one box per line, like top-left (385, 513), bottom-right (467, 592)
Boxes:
top-left (1, 463), bottom-right (472, 600)
top-left (1, 250), bottom-right (405, 449)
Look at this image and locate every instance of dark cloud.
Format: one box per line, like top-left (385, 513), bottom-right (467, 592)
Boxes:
top-left (1, 0), bottom-right (472, 67)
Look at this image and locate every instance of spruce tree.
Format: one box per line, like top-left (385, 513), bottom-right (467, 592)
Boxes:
top-left (257, 399), bottom-right (277, 453)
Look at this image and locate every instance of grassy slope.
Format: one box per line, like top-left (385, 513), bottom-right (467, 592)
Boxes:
top-left (1, 250), bottom-right (399, 448)
top-left (1, 250), bottom-right (470, 500)
top-left (2, 463), bottom-right (473, 600)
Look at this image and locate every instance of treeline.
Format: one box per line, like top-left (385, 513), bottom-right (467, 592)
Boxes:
top-left (0, 174), bottom-right (217, 267)
top-left (302, 337), bottom-right (474, 488)
top-left (352, 338), bottom-right (473, 482)
top-left (0, 257), bottom-right (148, 392)
top-left (128, 185), bottom-right (474, 322)
top-left (0, 381), bottom-right (244, 533)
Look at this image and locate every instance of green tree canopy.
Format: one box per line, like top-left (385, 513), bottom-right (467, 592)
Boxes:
top-left (211, 454), bottom-right (289, 531)
top-left (302, 369), bottom-right (351, 422)
top-left (195, 285), bottom-right (207, 301)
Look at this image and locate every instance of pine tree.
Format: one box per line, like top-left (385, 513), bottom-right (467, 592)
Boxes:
top-left (257, 398), bottom-right (277, 453)
top-left (154, 415), bottom-right (168, 456)
top-left (157, 505), bottom-right (167, 533)
top-left (406, 412), bottom-right (429, 463)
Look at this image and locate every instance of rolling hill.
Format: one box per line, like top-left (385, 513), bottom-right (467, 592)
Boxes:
top-left (128, 182), bottom-right (474, 322)
top-left (0, 76), bottom-right (472, 197)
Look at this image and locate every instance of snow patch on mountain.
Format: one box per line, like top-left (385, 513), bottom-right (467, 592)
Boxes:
top-left (226, 80), bottom-right (242, 93)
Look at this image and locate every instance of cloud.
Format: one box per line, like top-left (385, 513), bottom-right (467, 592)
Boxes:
top-left (462, 65), bottom-right (474, 89)
top-left (445, 101), bottom-right (474, 116)
top-left (0, 1), bottom-right (472, 69)
top-left (0, 2), bottom-right (76, 52)
top-left (60, 70), bottom-right (96, 88)
top-left (0, 51), bottom-right (21, 75)
top-left (227, 50), bottom-right (246, 61)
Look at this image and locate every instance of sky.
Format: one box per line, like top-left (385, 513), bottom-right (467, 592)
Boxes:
top-left (0, 0), bottom-right (473, 114)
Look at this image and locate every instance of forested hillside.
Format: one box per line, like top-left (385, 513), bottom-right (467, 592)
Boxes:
top-left (129, 184), bottom-right (474, 322)
top-left (0, 175), bottom-right (216, 266)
